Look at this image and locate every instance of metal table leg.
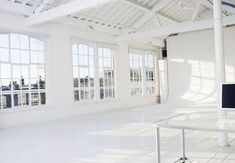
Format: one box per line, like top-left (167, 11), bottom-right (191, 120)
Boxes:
top-left (155, 126), bottom-right (161, 163)
top-left (181, 129), bottom-right (187, 162)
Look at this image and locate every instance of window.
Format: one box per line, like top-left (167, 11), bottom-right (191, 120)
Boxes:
top-left (98, 47), bottom-right (115, 99)
top-left (0, 33), bottom-right (46, 109)
top-left (72, 40), bottom-right (116, 102)
top-left (72, 43), bottom-right (94, 101)
top-left (129, 53), bottom-right (143, 96)
top-left (145, 53), bottom-right (156, 95)
top-left (129, 48), bottom-right (157, 97)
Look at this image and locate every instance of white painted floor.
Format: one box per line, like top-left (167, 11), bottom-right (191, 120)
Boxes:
top-left (1, 105), bottom-right (235, 163)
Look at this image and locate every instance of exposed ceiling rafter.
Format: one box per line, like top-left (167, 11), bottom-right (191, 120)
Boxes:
top-left (120, 0), bottom-right (177, 32)
top-left (116, 14), bottom-right (235, 41)
top-left (0, 0), bottom-right (34, 16)
top-left (34, 0), bottom-right (55, 14)
top-left (25, 0), bottom-right (117, 26)
top-left (191, 2), bottom-right (201, 22)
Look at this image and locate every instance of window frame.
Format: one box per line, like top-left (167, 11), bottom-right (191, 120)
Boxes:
top-left (0, 32), bottom-right (47, 112)
top-left (129, 48), bottom-right (158, 97)
top-left (72, 39), bottom-right (117, 104)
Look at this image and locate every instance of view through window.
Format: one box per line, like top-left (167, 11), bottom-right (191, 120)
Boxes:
top-left (0, 33), bottom-right (46, 109)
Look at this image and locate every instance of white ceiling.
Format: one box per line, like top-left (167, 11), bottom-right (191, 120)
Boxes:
top-left (1, 0), bottom-right (235, 43)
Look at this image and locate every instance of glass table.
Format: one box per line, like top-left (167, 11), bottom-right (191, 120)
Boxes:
top-left (153, 112), bottom-right (235, 163)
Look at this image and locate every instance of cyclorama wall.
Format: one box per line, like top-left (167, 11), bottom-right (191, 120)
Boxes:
top-left (0, 11), bottom-right (159, 128)
top-left (167, 27), bottom-right (235, 108)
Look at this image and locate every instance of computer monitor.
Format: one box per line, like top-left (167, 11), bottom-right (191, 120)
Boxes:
top-left (222, 83), bottom-right (235, 109)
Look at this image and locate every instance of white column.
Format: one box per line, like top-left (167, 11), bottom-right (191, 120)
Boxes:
top-left (213, 0), bottom-right (228, 147)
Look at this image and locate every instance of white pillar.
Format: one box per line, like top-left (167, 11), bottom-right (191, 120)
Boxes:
top-left (213, 0), bottom-right (228, 147)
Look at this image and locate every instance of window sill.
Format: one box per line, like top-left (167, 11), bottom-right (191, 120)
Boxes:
top-left (74, 98), bottom-right (118, 105)
top-left (0, 105), bottom-right (49, 114)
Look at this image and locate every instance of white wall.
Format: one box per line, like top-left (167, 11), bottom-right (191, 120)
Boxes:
top-left (0, 11), bottom-right (159, 128)
top-left (167, 27), bottom-right (235, 107)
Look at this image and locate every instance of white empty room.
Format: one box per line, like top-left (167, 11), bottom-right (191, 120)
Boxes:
top-left (1, 0), bottom-right (235, 163)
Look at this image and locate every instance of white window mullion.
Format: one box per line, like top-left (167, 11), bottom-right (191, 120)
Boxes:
top-left (94, 43), bottom-right (100, 102)
top-left (142, 53), bottom-right (147, 96)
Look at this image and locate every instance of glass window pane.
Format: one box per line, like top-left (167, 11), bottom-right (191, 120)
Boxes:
top-left (21, 93), bottom-right (29, 106)
top-left (79, 44), bottom-right (88, 55)
top-left (38, 65), bottom-right (45, 79)
top-left (13, 79), bottom-right (21, 90)
top-left (2, 94), bottom-right (11, 109)
top-left (31, 93), bottom-right (39, 106)
top-left (0, 34), bottom-right (9, 48)
top-left (73, 55), bottom-right (78, 65)
top-left (37, 40), bottom-right (44, 51)
top-left (38, 52), bottom-right (44, 64)
top-left (12, 65), bottom-right (21, 78)
top-left (22, 78), bottom-right (29, 90)
top-left (10, 33), bottom-right (19, 49)
top-left (14, 93), bottom-right (20, 106)
top-left (1, 64), bottom-right (11, 78)
top-left (20, 50), bottom-right (30, 64)
top-left (74, 90), bottom-right (79, 101)
top-left (21, 65), bottom-right (29, 78)
top-left (31, 79), bottom-right (38, 90)
top-left (73, 66), bottom-right (78, 78)
top-left (0, 48), bottom-right (9, 62)
top-left (11, 49), bottom-right (20, 63)
top-left (30, 38), bottom-right (38, 51)
top-left (1, 79), bottom-right (11, 91)
top-left (30, 65), bottom-right (38, 78)
top-left (40, 92), bottom-right (46, 105)
top-left (31, 51), bottom-right (38, 63)
top-left (20, 35), bottom-right (29, 49)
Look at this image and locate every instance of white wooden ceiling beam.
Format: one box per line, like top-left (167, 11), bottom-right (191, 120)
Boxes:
top-left (25, 0), bottom-right (117, 26)
top-left (116, 14), bottom-right (235, 41)
top-left (34, 0), bottom-right (55, 14)
top-left (0, 0), bottom-right (34, 16)
top-left (191, 2), bottom-right (201, 22)
top-left (128, 0), bottom-right (174, 29)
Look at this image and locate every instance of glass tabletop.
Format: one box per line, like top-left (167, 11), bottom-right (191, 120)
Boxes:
top-left (154, 112), bottom-right (235, 133)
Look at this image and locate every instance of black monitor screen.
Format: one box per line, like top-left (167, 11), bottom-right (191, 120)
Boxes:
top-left (222, 84), bottom-right (235, 108)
